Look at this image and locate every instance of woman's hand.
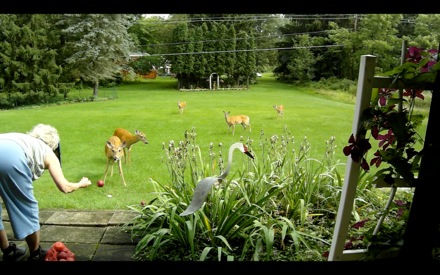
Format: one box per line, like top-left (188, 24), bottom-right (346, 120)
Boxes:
top-left (79, 177), bottom-right (92, 188)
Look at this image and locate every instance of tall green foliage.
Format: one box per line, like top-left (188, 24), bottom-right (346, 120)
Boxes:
top-left (216, 24), bottom-right (228, 76)
top-left (171, 22), bottom-right (188, 89)
top-left (412, 14), bottom-right (440, 49)
top-left (355, 14), bottom-right (402, 74)
top-left (245, 30), bottom-right (257, 86)
top-left (192, 25), bottom-right (206, 87)
top-left (204, 22), bottom-right (217, 77)
top-left (286, 35), bottom-right (319, 84)
top-left (168, 16), bottom-right (259, 89)
top-left (224, 25), bottom-right (237, 84)
top-left (56, 14), bottom-right (136, 98)
top-left (0, 14), bottom-right (62, 107)
top-left (274, 14), bottom-right (424, 82)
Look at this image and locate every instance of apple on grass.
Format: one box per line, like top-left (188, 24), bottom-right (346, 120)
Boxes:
top-left (97, 180), bottom-right (104, 187)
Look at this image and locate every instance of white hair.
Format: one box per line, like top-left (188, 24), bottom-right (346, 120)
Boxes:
top-left (27, 124), bottom-right (60, 150)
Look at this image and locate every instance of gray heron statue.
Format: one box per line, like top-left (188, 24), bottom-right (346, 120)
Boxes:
top-left (180, 142), bottom-right (254, 216)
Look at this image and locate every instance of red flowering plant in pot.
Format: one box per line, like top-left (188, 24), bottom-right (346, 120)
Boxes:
top-left (344, 46), bottom-right (439, 187)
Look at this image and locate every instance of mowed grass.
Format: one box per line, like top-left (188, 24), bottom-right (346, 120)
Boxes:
top-left (0, 74), bottom-right (369, 210)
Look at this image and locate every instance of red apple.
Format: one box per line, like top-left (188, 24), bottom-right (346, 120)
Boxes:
top-left (57, 251), bottom-right (68, 260)
top-left (97, 180), bottom-right (104, 187)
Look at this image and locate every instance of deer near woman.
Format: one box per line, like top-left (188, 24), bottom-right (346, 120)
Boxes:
top-left (223, 111), bottom-right (251, 135)
top-left (113, 128), bottom-right (148, 165)
top-left (104, 136), bottom-right (127, 187)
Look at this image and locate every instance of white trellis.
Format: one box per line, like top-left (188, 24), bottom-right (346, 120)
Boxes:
top-left (328, 54), bottom-right (377, 261)
top-left (208, 73), bottom-right (220, 90)
top-left (328, 51), bottom-right (434, 261)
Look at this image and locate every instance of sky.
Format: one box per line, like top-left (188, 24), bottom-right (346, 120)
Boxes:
top-left (143, 14), bottom-right (170, 19)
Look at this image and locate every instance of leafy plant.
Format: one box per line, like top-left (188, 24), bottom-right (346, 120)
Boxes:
top-left (340, 46), bottom-right (438, 260)
top-left (124, 127), bottom-right (341, 261)
top-left (343, 46), bottom-right (439, 186)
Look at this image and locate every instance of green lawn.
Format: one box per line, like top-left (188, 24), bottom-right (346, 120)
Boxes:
top-left (0, 74), bottom-right (396, 210)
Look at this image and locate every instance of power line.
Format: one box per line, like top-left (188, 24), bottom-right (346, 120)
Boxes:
top-left (139, 30), bottom-right (333, 48)
top-left (145, 44), bottom-right (345, 57)
top-left (137, 14), bottom-right (360, 24)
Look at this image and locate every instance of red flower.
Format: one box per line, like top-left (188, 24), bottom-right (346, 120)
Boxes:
top-left (343, 134), bottom-right (372, 171)
top-left (344, 241), bottom-right (353, 250)
top-left (370, 150), bottom-right (382, 168)
top-left (378, 88), bottom-right (397, 107)
top-left (406, 46), bottom-right (423, 63)
top-left (376, 128), bottom-right (395, 149)
top-left (403, 89), bottom-right (424, 100)
top-left (352, 219), bottom-right (369, 229)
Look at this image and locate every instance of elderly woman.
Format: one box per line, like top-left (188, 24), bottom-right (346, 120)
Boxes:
top-left (0, 124), bottom-right (91, 261)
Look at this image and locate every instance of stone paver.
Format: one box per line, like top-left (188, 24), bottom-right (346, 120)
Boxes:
top-left (0, 210), bottom-right (138, 261)
top-left (45, 211), bottom-right (114, 226)
top-left (40, 225), bottom-right (107, 243)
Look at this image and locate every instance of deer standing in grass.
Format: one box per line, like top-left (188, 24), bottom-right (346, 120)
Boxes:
top-left (177, 101), bottom-right (187, 114)
top-left (113, 128), bottom-right (148, 165)
top-left (273, 104), bottom-right (284, 119)
top-left (104, 136), bottom-right (127, 187)
top-left (223, 111), bottom-right (251, 135)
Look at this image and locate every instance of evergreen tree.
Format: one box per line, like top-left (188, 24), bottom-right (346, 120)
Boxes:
top-left (224, 25), bottom-right (237, 86)
top-left (184, 28), bottom-right (195, 88)
top-left (56, 14), bottom-right (136, 98)
top-left (0, 14), bottom-right (62, 107)
top-left (192, 25), bottom-right (206, 88)
top-left (171, 22), bottom-right (188, 89)
top-left (235, 30), bottom-right (249, 86)
top-left (216, 24), bottom-right (228, 81)
top-left (245, 31), bottom-right (257, 87)
top-left (204, 22), bottom-right (217, 83)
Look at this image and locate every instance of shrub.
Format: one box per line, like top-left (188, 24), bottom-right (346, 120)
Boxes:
top-left (124, 127), bottom-right (347, 261)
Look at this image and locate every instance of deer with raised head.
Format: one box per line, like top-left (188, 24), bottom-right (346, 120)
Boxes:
top-left (273, 104), bottom-right (284, 119)
top-left (177, 101), bottom-right (187, 114)
top-left (113, 128), bottom-right (148, 165)
top-left (223, 111), bottom-right (251, 135)
top-left (104, 136), bottom-right (127, 187)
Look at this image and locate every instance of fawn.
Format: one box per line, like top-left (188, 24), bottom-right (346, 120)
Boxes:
top-left (104, 136), bottom-right (127, 187)
top-left (113, 128), bottom-right (148, 165)
top-left (177, 101), bottom-right (187, 114)
top-left (223, 111), bottom-right (251, 135)
top-left (273, 105), bottom-right (284, 118)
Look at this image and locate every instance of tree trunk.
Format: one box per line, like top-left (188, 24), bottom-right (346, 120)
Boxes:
top-left (93, 81), bottom-right (99, 99)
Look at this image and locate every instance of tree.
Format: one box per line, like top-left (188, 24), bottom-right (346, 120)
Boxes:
top-left (204, 22), bottom-right (217, 82)
top-left (412, 14), bottom-right (440, 49)
top-left (245, 31), bottom-right (257, 87)
top-left (0, 14), bottom-right (62, 108)
top-left (128, 15), bottom-right (168, 55)
top-left (170, 22), bottom-right (189, 89)
top-left (287, 34), bottom-right (320, 84)
top-left (224, 25), bottom-right (237, 86)
top-left (128, 14), bottom-right (176, 73)
top-left (215, 23), bottom-right (228, 78)
top-left (192, 25), bottom-right (207, 88)
top-left (235, 30), bottom-right (252, 86)
top-left (355, 14), bottom-right (403, 74)
top-left (254, 14), bottom-right (286, 73)
top-left (56, 14), bottom-right (136, 98)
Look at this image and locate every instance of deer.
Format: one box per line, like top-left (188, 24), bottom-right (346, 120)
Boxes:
top-left (273, 104), bottom-right (284, 119)
top-left (223, 111), bottom-right (251, 135)
top-left (177, 101), bottom-right (187, 114)
top-left (113, 128), bottom-right (148, 165)
top-left (104, 136), bottom-right (127, 187)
